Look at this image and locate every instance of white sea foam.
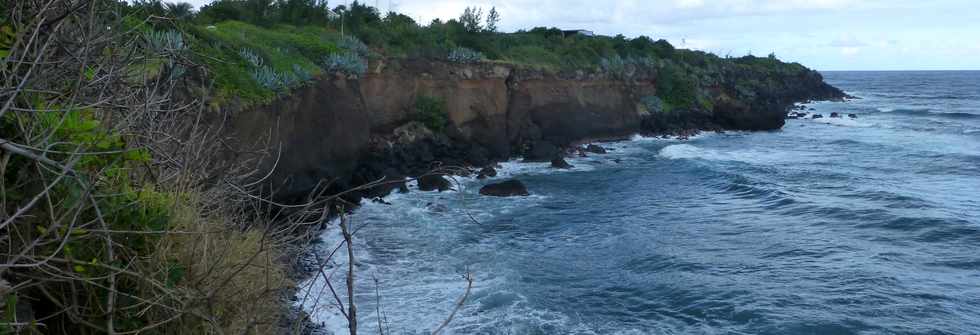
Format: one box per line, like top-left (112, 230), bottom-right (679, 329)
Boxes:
top-left (657, 143), bottom-right (797, 165)
top-left (630, 132), bottom-right (714, 142)
top-left (809, 116), bottom-right (873, 128)
top-left (297, 132), bottom-right (695, 333)
top-left (657, 143), bottom-right (713, 160)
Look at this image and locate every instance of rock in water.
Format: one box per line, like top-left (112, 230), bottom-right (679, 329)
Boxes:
top-left (848, 113), bottom-right (858, 118)
top-left (477, 166), bottom-right (498, 179)
top-left (425, 202), bottom-right (450, 212)
top-left (812, 114), bottom-right (824, 119)
top-left (523, 140), bottom-right (560, 162)
top-left (479, 180), bottom-right (530, 197)
top-left (830, 112), bottom-right (841, 118)
top-left (418, 174), bottom-right (451, 192)
top-left (551, 157), bottom-right (574, 169)
top-left (584, 144), bottom-right (608, 154)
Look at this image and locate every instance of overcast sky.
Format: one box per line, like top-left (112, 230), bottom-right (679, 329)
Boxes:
top-left (184, 0), bottom-right (980, 71)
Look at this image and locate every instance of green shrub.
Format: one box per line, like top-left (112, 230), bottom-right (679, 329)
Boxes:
top-left (656, 61), bottom-right (698, 110)
top-left (414, 95), bottom-right (448, 132)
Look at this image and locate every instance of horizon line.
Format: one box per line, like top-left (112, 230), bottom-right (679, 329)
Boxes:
top-left (818, 69), bottom-right (980, 72)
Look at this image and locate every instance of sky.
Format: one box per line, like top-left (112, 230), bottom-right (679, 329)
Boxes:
top-left (184, 0), bottom-right (980, 71)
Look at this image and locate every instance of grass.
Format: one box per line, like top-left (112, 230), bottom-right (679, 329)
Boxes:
top-left (186, 21), bottom-right (341, 106)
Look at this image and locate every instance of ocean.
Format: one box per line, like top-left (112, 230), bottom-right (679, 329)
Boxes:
top-left (299, 71), bottom-right (980, 334)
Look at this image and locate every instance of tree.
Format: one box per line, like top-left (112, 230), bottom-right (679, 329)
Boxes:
top-left (485, 7), bottom-right (500, 32)
top-left (459, 6), bottom-right (482, 33)
top-left (163, 2), bottom-right (194, 19)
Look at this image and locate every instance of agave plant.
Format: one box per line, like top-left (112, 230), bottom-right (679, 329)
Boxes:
top-left (144, 30), bottom-right (185, 53)
top-left (167, 59), bottom-right (186, 81)
top-left (252, 66), bottom-right (285, 90)
top-left (323, 52), bottom-right (367, 76)
top-left (447, 47), bottom-right (483, 64)
top-left (239, 48), bottom-right (263, 68)
top-left (292, 64), bottom-right (313, 83)
top-left (338, 35), bottom-right (369, 57)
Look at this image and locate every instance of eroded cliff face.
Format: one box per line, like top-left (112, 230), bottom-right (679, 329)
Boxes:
top-left (223, 59), bottom-right (841, 201)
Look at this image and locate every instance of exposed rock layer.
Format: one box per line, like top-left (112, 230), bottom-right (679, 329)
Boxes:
top-left (224, 59), bottom-right (844, 202)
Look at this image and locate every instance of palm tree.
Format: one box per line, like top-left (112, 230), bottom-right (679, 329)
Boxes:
top-left (164, 2), bottom-right (194, 20)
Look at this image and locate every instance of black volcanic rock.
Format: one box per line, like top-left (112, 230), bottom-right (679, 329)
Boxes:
top-left (418, 174), bottom-right (451, 192)
top-left (477, 166), bottom-right (498, 179)
top-left (479, 180), bottom-right (530, 197)
top-left (551, 157), bottom-right (574, 169)
top-left (524, 140), bottom-right (560, 162)
top-left (584, 144), bottom-right (608, 154)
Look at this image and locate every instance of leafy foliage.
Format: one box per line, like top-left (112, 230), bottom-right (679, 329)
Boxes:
top-left (459, 7), bottom-right (483, 33)
top-left (414, 95), bottom-right (448, 132)
top-left (486, 7), bottom-right (501, 33)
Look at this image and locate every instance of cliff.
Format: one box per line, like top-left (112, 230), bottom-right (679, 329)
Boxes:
top-left (222, 59), bottom-right (845, 202)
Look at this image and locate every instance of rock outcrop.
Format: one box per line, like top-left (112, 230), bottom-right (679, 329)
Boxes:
top-left (551, 157), bottom-right (574, 169)
top-left (479, 180), bottom-right (530, 197)
top-left (418, 174), bottom-right (452, 192)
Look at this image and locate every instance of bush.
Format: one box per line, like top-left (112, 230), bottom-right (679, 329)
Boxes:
top-left (415, 95), bottom-right (449, 132)
top-left (656, 61), bottom-right (698, 110)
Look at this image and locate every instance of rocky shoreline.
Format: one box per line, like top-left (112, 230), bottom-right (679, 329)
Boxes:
top-left (220, 58), bottom-right (846, 207)
top-left (222, 58), bottom-right (846, 333)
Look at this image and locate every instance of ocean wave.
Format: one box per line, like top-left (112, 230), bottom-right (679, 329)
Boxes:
top-left (630, 132), bottom-right (715, 142)
top-left (876, 108), bottom-right (980, 120)
top-left (657, 144), bottom-right (782, 165)
top-left (809, 117), bottom-right (873, 127)
top-left (657, 144), bottom-right (718, 161)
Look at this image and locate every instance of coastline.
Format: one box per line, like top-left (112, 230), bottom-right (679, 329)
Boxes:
top-left (286, 130), bottom-right (730, 334)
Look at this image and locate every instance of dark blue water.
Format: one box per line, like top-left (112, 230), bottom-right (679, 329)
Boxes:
top-left (300, 71), bottom-right (980, 334)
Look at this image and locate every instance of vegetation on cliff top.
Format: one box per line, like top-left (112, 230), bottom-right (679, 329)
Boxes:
top-left (122, 0), bottom-right (825, 112)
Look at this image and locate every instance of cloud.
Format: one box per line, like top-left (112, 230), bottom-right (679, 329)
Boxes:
top-left (840, 47), bottom-right (861, 56)
top-left (828, 35), bottom-right (868, 48)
